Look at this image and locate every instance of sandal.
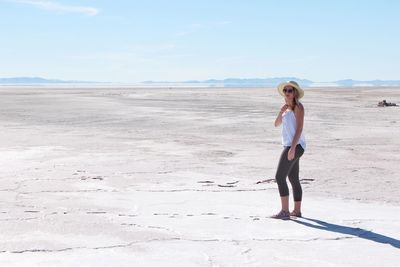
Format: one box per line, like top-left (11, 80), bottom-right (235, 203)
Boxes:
top-left (270, 210), bottom-right (290, 220)
top-left (290, 210), bottom-right (302, 217)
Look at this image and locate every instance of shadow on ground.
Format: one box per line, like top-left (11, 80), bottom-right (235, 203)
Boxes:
top-left (292, 217), bottom-right (400, 249)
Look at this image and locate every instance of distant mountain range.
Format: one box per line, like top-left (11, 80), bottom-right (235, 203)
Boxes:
top-left (325, 79), bottom-right (400, 87)
top-left (1, 76), bottom-right (400, 87)
top-left (145, 77), bottom-right (400, 87)
top-left (0, 77), bottom-right (95, 84)
top-left (143, 77), bottom-right (314, 86)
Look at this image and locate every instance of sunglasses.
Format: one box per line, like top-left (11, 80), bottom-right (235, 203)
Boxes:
top-left (283, 88), bottom-right (294, 94)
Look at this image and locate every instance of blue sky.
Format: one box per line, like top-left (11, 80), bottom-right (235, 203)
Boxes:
top-left (0, 0), bottom-right (399, 82)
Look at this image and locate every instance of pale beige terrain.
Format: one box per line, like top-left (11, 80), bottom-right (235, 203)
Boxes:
top-left (0, 86), bottom-right (399, 266)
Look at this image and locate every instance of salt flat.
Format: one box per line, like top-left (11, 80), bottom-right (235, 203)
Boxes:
top-left (0, 86), bottom-right (399, 266)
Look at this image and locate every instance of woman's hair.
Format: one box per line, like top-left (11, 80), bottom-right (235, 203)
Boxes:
top-left (289, 88), bottom-right (301, 110)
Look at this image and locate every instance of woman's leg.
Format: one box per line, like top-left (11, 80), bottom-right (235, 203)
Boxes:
top-left (288, 160), bottom-right (302, 214)
top-left (288, 145), bottom-right (304, 215)
top-left (275, 147), bottom-right (293, 212)
top-left (288, 159), bottom-right (302, 201)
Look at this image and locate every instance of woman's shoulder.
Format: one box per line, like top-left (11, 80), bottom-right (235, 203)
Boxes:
top-left (294, 102), bottom-right (304, 111)
top-left (294, 102), bottom-right (305, 115)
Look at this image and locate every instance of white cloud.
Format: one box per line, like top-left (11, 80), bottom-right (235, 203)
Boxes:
top-left (175, 23), bottom-right (204, 37)
top-left (8, 0), bottom-right (99, 16)
top-left (218, 20), bottom-right (232, 25)
top-left (175, 21), bottom-right (232, 37)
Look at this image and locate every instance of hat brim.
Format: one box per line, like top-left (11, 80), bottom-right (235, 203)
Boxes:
top-left (277, 82), bottom-right (304, 99)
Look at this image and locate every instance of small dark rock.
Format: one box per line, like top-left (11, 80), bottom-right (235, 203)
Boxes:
top-left (378, 99), bottom-right (397, 107)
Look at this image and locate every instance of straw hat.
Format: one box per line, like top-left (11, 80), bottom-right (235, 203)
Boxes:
top-left (277, 81), bottom-right (304, 99)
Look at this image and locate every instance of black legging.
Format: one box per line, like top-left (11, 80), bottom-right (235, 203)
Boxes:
top-left (275, 144), bottom-right (304, 201)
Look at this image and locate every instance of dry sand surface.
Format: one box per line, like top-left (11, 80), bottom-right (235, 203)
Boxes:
top-left (0, 86), bottom-right (399, 266)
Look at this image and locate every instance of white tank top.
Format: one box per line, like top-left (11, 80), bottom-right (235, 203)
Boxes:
top-left (282, 110), bottom-right (306, 150)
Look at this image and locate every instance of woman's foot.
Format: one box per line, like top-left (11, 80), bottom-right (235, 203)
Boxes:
top-left (290, 210), bottom-right (302, 217)
top-left (270, 210), bottom-right (290, 220)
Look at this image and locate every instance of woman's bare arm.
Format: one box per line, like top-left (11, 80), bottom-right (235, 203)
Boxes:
top-left (274, 104), bottom-right (288, 127)
top-left (291, 103), bottom-right (304, 146)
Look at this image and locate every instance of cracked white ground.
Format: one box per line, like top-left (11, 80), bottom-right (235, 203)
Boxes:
top-left (0, 86), bottom-right (399, 266)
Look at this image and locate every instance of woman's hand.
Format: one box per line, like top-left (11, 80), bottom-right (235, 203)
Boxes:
top-left (280, 104), bottom-right (289, 113)
top-left (274, 104), bottom-right (288, 127)
top-left (288, 146), bottom-right (295, 161)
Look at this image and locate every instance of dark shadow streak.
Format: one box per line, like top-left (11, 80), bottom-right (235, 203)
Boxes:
top-left (292, 217), bottom-right (400, 249)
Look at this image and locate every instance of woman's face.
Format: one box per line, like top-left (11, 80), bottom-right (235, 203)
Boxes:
top-left (283, 86), bottom-right (295, 101)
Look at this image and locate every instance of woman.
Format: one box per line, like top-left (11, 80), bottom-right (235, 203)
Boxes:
top-left (271, 81), bottom-right (306, 220)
